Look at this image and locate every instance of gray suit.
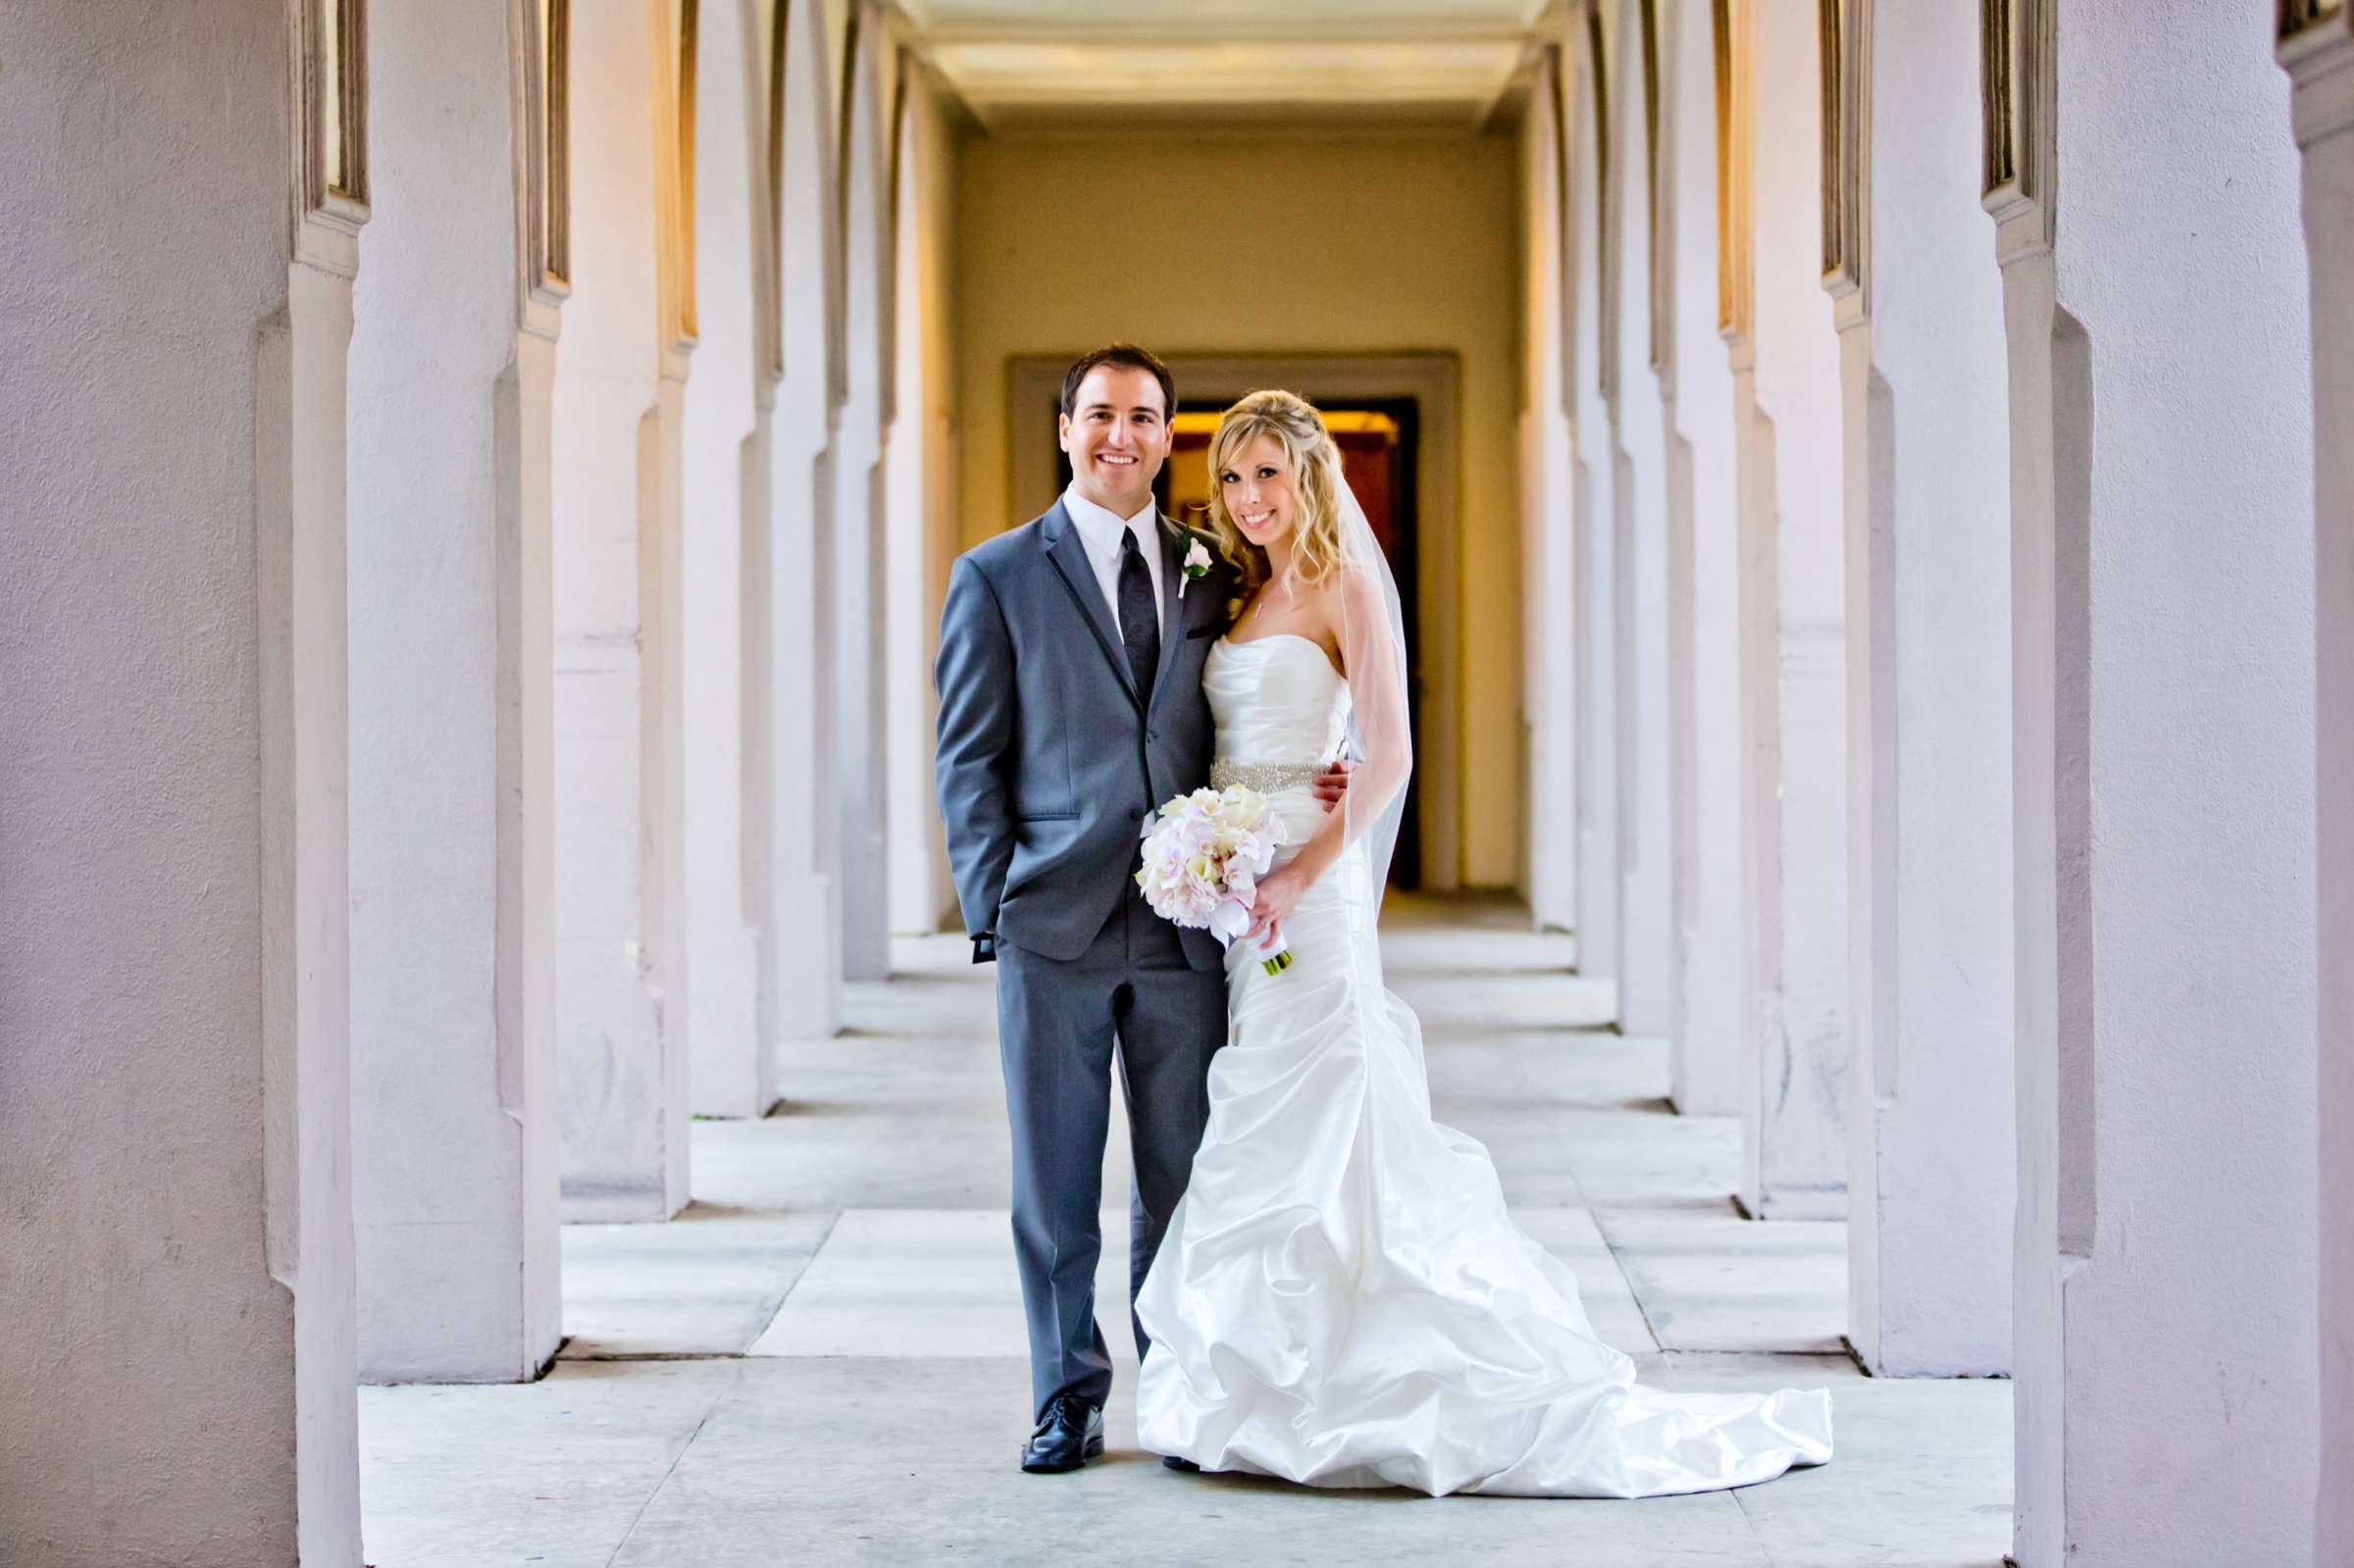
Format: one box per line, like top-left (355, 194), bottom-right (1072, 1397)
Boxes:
top-left (934, 500), bottom-right (1232, 1420)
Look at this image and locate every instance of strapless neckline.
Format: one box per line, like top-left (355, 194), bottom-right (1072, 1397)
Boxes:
top-left (1218, 631), bottom-right (1345, 679)
top-left (1203, 632), bottom-right (1352, 771)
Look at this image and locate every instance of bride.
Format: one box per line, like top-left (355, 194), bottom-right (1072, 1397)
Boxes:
top-left (1131, 389), bottom-right (1833, 1498)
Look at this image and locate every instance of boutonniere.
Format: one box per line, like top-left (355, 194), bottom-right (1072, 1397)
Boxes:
top-left (1180, 534), bottom-right (1213, 598)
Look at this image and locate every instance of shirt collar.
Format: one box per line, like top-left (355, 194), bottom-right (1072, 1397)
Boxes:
top-left (1061, 483), bottom-right (1160, 558)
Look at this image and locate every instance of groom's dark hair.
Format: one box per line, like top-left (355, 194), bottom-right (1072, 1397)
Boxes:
top-left (1060, 342), bottom-right (1176, 421)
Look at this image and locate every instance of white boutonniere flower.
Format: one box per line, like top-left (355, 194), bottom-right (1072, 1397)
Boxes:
top-left (1181, 536), bottom-right (1212, 597)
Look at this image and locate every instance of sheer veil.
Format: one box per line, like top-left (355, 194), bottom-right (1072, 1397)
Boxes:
top-left (1331, 474), bottom-right (1414, 908)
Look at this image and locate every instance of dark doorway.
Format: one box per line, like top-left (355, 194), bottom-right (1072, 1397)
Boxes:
top-left (1055, 396), bottom-right (1425, 890)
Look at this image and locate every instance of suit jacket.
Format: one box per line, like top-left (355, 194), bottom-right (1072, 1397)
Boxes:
top-left (934, 499), bottom-right (1233, 969)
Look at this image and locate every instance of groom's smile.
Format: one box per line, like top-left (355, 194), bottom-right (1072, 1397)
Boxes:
top-left (1059, 363), bottom-right (1172, 516)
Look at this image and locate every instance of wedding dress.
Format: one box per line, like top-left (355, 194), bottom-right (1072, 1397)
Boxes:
top-left (1131, 632), bottom-right (1834, 1498)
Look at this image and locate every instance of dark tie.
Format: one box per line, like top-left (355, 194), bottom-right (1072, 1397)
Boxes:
top-left (1117, 529), bottom-right (1159, 707)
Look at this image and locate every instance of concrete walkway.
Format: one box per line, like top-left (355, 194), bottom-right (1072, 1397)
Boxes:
top-left (359, 897), bottom-right (2011, 1566)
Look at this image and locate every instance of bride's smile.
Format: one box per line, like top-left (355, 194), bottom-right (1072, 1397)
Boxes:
top-left (1219, 433), bottom-right (1297, 547)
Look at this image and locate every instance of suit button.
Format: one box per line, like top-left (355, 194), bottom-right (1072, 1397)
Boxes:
top-left (1129, 806), bottom-right (1144, 822)
top-left (1148, 730), bottom-right (1159, 741)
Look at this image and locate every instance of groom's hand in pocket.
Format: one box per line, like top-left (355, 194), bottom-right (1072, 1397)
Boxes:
top-left (1311, 759), bottom-right (1355, 812)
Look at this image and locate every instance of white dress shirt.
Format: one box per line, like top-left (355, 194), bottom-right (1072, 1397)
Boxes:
top-left (1060, 482), bottom-right (1165, 632)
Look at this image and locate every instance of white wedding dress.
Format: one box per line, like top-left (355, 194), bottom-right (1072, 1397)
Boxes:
top-left (1132, 633), bottom-right (1834, 1497)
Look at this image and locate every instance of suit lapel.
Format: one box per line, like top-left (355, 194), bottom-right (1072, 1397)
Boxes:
top-left (1041, 501), bottom-right (1142, 708)
top-left (1147, 516), bottom-right (1190, 717)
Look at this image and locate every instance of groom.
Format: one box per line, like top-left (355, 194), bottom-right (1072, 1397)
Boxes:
top-left (934, 344), bottom-right (1333, 1474)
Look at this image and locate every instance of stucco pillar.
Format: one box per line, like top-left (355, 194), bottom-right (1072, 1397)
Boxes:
top-left (350, 0), bottom-right (563, 1382)
top-left (1730, 0), bottom-right (1848, 1220)
top-left (1834, 0), bottom-right (2013, 1377)
top-left (1565, 34), bottom-right (1622, 994)
top-left (0, 8), bottom-right (363, 1562)
top-left (1995, 9), bottom-right (2317, 1562)
top-left (682, 0), bottom-right (771, 1118)
top-left (2279, 9), bottom-right (2354, 1562)
top-left (758, 0), bottom-right (846, 1057)
top-left (884, 64), bottom-right (962, 939)
top-left (1521, 53), bottom-right (1579, 935)
top-left (1607, 0), bottom-right (1675, 1040)
top-left (1659, 0), bottom-right (1744, 1116)
top-left (554, 6), bottom-right (692, 1221)
top-left (835, 0), bottom-right (896, 984)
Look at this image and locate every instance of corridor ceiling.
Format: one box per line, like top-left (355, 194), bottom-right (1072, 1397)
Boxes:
top-left (889, 0), bottom-right (1555, 128)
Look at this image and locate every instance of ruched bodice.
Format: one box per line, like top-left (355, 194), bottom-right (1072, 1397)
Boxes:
top-left (1203, 634), bottom-right (1351, 770)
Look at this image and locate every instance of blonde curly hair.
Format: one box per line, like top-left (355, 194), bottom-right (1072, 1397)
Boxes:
top-left (1203, 389), bottom-right (1364, 623)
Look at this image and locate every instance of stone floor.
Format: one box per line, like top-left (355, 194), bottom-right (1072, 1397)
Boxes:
top-left (359, 896), bottom-right (2012, 1567)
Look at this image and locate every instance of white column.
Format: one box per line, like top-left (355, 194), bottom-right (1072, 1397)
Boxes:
top-left (350, 0), bottom-right (562, 1382)
top-left (758, 0), bottom-right (845, 1056)
top-left (0, 6), bottom-right (361, 1561)
top-left (1660, 0), bottom-right (1744, 1116)
top-left (1997, 10), bottom-right (2316, 1562)
top-left (835, 0), bottom-right (896, 983)
top-left (1565, 31), bottom-right (1622, 994)
top-left (683, 0), bottom-right (771, 1118)
top-left (1729, 0), bottom-right (1847, 1220)
top-left (2282, 14), bottom-right (2354, 1560)
top-left (554, 5), bottom-right (691, 1220)
top-left (1520, 52), bottom-right (1579, 933)
top-left (885, 64), bottom-right (961, 939)
top-left (1607, 0), bottom-right (1674, 1039)
top-left (1834, 0), bottom-right (2014, 1378)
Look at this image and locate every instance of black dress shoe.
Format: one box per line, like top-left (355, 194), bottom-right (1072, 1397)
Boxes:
top-left (1021, 1393), bottom-right (1104, 1473)
top-left (1161, 1455), bottom-right (1202, 1473)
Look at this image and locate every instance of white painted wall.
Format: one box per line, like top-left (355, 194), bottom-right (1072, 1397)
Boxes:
top-left (1608, 0), bottom-right (1675, 1041)
top-left (2282, 19), bottom-right (2354, 1561)
top-left (1734, 1), bottom-right (1848, 1220)
top-left (0, 7), bottom-right (362, 1560)
top-left (683, 0), bottom-right (771, 1118)
top-left (2002, 8), bottom-right (2316, 1561)
top-left (1661, 0), bottom-right (1744, 1117)
top-left (1520, 59), bottom-right (1580, 934)
top-left (1836, 0), bottom-right (2014, 1378)
top-left (1567, 33), bottom-right (1622, 996)
top-left (554, 1), bottom-right (691, 1220)
top-left (350, 0), bottom-right (562, 1383)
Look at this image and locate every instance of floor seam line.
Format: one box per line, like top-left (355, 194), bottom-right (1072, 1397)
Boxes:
top-left (1590, 1207), bottom-right (1670, 1355)
top-left (601, 1361), bottom-right (740, 1568)
top-left (1731, 1481), bottom-right (1782, 1566)
top-left (738, 1205), bottom-right (846, 1352)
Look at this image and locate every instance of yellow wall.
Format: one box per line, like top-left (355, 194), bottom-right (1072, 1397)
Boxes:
top-left (950, 129), bottom-right (1525, 886)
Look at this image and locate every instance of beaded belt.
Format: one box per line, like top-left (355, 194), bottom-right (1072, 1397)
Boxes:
top-left (1211, 758), bottom-right (1320, 793)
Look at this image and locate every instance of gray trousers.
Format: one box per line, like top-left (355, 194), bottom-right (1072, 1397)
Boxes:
top-left (996, 885), bottom-right (1226, 1421)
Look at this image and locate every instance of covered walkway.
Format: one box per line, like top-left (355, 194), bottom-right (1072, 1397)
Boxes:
top-left (359, 900), bottom-right (2007, 1566)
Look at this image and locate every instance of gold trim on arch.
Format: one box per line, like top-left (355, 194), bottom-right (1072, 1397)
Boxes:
top-left (764, 0), bottom-right (788, 379)
top-left (1980, 0), bottom-right (2054, 249)
top-left (1979, 0), bottom-right (2020, 198)
top-left (1818, 0), bottom-right (1866, 305)
top-left (535, 0), bottom-right (572, 293)
top-left (1585, 4), bottom-right (1617, 401)
top-left (676, 0), bottom-right (699, 345)
top-left (302, 0), bottom-right (368, 224)
top-left (1638, 0), bottom-right (1664, 369)
top-left (1713, 0), bottom-right (1754, 342)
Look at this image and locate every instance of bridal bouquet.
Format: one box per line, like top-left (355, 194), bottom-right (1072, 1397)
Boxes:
top-left (1136, 785), bottom-right (1295, 975)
